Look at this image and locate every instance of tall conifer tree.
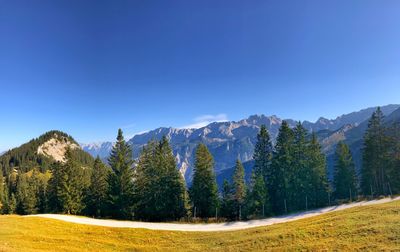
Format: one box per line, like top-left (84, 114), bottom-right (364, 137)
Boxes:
top-left (232, 159), bottom-right (246, 219)
top-left (253, 125), bottom-right (273, 182)
top-left (55, 149), bottom-right (85, 214)
top-left (86, 157), bottom-right (109, 217)
top-left (333, 142), bottom-right (358, 200)
top-left (307, 133), bottom-right (329, 208)
top-left (247, 171), bottom-right (269, 217)
top-left (220, 179), bottom-right (235, 220)
top-left (16, 174), bottom-right (37, 214)
top-left (47, 152), bottom-right (82, 214)
top-left (361, 108), bottom-right (389, 196)
top-left (386, 122), bottom-right (400, 194)
top-left (291, 122), bottom-right (309, 211)
top-left (108, 129), bottom-right (135, 219)
top-left (270, 121), bottom-right (294, 214)
top-left (156, 137), bottom-right (188, 220)
top-left (134, 137), bottom-right (188, 221)
top-left (189, 143), bottom-right (219, 218)
top-left (8, 193), bottom-right (17, 214)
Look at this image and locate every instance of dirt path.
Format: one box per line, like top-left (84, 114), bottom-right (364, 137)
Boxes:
top-left (27, 196), bottom-right (400, 232)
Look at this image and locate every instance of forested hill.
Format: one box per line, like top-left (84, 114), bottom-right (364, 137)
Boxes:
top-left (0, 130), bottom-right (94, 177)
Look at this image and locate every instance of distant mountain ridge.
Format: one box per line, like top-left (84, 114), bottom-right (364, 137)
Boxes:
top-left (3, 105), bottom-right (398, 187)
top-left (80, 142), bottom-right (114, 160)
top-left (303, 104), bottom-right (400, 132)
top-left (82, 104), bottom-right (400, 184)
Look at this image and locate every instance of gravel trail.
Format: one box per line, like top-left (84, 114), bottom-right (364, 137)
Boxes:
top-left (27, 196), bottom-right (399, 232)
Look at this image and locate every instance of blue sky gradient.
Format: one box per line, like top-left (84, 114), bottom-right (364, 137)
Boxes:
top-left (1, 0), bottom-right (400, 150)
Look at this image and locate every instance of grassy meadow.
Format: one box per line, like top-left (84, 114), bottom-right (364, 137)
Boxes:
top-left (0, 200), bottom-right (399, 251)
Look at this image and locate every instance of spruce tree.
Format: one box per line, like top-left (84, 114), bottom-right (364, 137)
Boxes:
top-left (16, 174), bottom-right (37, 214)
top-left (157, 136), bottom-right (188, 220)
top-left (270, 121), bottom-right (294, 214)
top-left (253, 125), bottom-right (273, 182)
top-left (134, 140), bottom-right (157, 220)
top-left (232, 159), bottom-right (246, 220)
top-left (333, 142), bottom-right (358, 200)
top-left (386, 122), bottom-right (400, 194)
top-left (47, 162), bottom-right (63, 212)
top-left (1, 185), bottom-right (10, 214)
top-left (247, 172), bottom-right (269, 218)
top-left (55, 149), bottom-right (85, 214)
top-left (86, 157), bottom-right (109, 217)
top-left (220, 179), bottom-right (235, 220)
top-left (291, 122), bottom-right (309, 211)
top-left (134, 137), bottom-right (188, 221)
top-left (8, 193), bottom-right (17, 214)
top-left (189, 143), bottom-right (219, 218)
top-left (30, 169), bottom-right (44, 212)
top-left (108, 129), bottom-right (135, 219)
top-left (307, 133), bottom-right (329, 208)
top-left (36, 178), bottom-right (47, 213)
top-left (361, 107), bottom-right (389, 196)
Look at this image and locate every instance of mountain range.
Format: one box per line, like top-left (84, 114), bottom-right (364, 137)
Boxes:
top-left (81, 104), bottom-right (400, 185)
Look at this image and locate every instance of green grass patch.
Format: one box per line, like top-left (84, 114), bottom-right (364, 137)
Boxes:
top-left (0, 201), bottom-right (399, 251)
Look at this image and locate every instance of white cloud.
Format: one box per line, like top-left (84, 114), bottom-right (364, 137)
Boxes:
top-left (180, 113), bottom-right (229, 129)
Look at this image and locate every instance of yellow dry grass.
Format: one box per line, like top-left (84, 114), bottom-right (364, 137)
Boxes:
top-left (0, 200), bottom-right (399, 251)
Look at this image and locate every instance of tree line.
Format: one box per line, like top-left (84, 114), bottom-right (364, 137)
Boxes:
top-left (0, 108), bottom-right (399, 221)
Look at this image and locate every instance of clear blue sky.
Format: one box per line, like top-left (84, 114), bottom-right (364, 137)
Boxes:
top-left (1, 0), bottom-right (400, 151)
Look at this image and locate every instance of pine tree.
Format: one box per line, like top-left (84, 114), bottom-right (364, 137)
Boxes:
top-left (386, 122), bottom-right (400, 194)
top-left (108, 129), bottom-right (135, 219)
top-left (361, 108), bottom-right (389, 196)
top-left (47, 150), bottom-right (85, 214)
top-left (307, 133), bottom-right (329, 208)
top-left (47, 162), bottom-right (63, 212)
top-left (30, 169), bottom-right (44, 212)
top-left (291, 122), bottom-right (309, 211)
top-left (134, 137), bottom-right (188, 221)
top-left (189, 143), bottom-right (219, 218)
top-left (333, 142), bottom-right (358, 200)
top-left (157, 136), bottom-right (188, 220)
top-left (220, 179), bottom-right (235, 220)
top-left (134, 140), bottom-right (158, 220)
top-left (36, 178), bottom-right (47, 213)
top-left (55, 149), bottom-right (85, 214)
top-left (1, 184), bottom-right (10, 214)
top-left (253, 125), bottom-right (273, 182)
top-left (247, 172), bottom-right (269, 218)
top-left (270, 121), bottom-right (294, 214)
top-left (8, 193), bottom-right (17, 214)
top-left (16, 174), bottom-right (37, 214)
top-left (232, 159), bottom-right (246, 220)
top-left (86, 157), bottom-right (109, 217)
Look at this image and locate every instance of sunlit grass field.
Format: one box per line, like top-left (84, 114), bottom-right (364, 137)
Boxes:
top-left (0, 200), bottom-right (399, 251)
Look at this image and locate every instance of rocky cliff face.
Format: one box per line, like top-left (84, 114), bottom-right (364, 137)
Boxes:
top-left (82, 104), bottom-right (400, 184)
top-left (37, 134), bottom-right (79, 162)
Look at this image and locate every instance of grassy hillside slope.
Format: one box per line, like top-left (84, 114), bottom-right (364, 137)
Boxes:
top-left (1, 200), bottom-right (399, 251)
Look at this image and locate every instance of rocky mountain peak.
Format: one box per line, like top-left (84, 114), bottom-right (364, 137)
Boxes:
top-left (81, 104), bottom-right (400, 185)
top-left (37, 134), bottom-right (79, 162)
